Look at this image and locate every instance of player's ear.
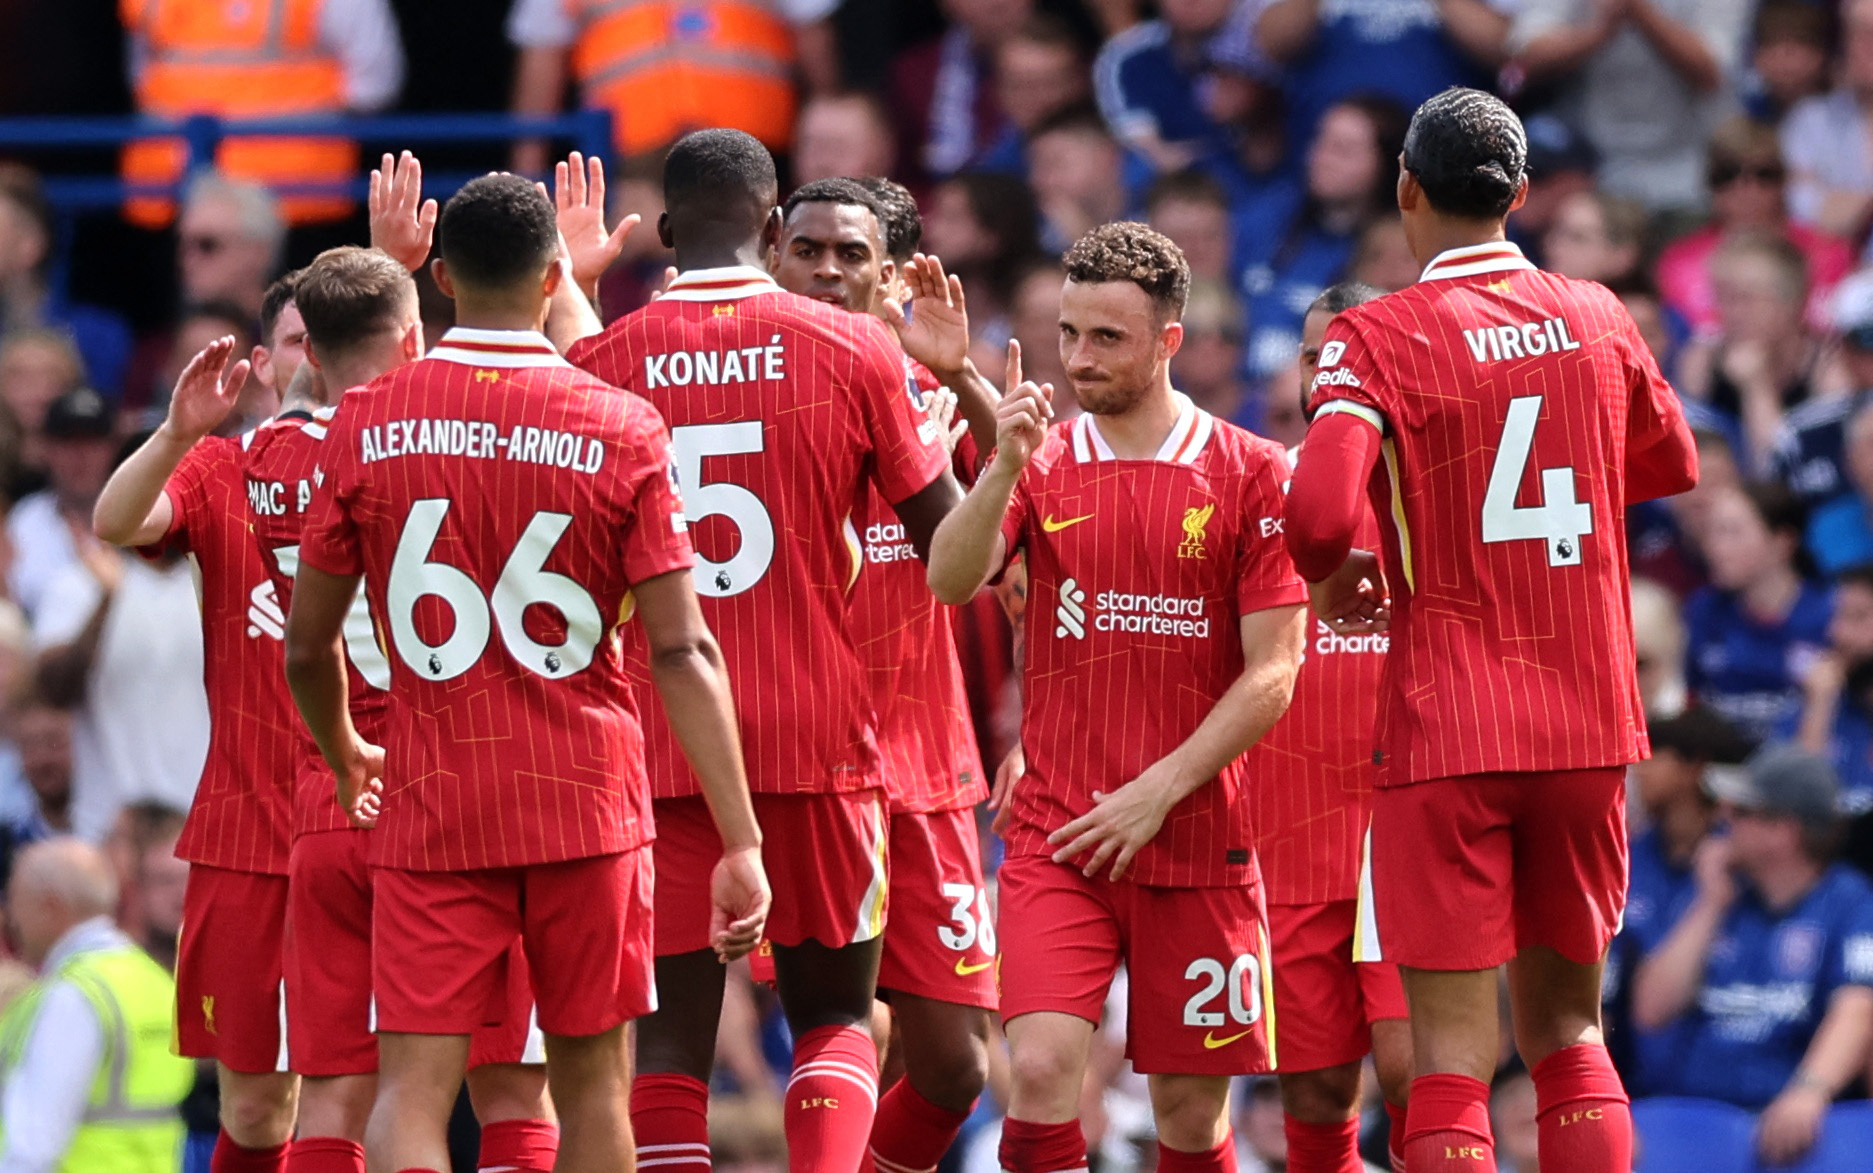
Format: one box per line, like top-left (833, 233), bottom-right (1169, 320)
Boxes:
top-left (1508, 176), bottom-right (1530, 215)
top-left (250, 346), bottom-right (273, 388)
top-left (657, 210), bottom-right (674, 250)
top-left (763, 206), bottom-right (783, 252)
top-left (400, 321), bottom-right (422, 362)
top-left (430, 258), bottom-right (455, 301)
top-left (1397, 165), bottom-right (1421, 214)
top-left (1159, 318), bottom-right (1185, 364)
top-left (542, 259), bottom-right (563, 300)
top-left (303, 337), bottom-right (324, 373)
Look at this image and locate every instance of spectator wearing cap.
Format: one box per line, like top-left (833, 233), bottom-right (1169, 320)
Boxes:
top-left (1633, 746), bottom-right (1873, 1165)
top-left (1804, 401), bottom-right (1873, 575)
top-left (1510, 0), bottom-right (1752, 214)
top-left (1093, 0), bottom-right (1269, 174)
top-left (1603, 706), bottom-right (1755, 1094)
top-left (1781, 0), bottom-right (1873, 246)
top-left (1769, 272), bottom-right (1873, 510)
top-left (1507, 112), bottom-right (1598, 264)
top-left (1788, 566), bottom-right (1873, 846)
top-left (5, 387), bottom-right (117, 624)
top-left (0, 166), bottom-right (131, 399)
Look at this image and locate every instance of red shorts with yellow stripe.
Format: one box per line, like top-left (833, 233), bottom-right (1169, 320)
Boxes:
top-left (653, 791), bottom-right (888, 957)
top-left (996, 852), bottom-right (1274, 1076)
top-left (876, 807), bottom-right (997, 1009)
top-left (1266, 899), bottom-right (1406, 1073)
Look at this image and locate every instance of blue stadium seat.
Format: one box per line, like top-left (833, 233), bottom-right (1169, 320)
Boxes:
top-left (1774, 1102), bottom-right (1873, 1173)
top-left (1634, 1097), bottom-right (1757, 1173)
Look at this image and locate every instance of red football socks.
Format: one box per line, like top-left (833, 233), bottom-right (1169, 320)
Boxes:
top-left (1156, 1134), bottom-right (1238, 1171)
top-left (786, 1024), bottom-right (880, 1173)
top-left (478, 1118), bottom-right (560, 1173)
top-left (283, 1137), bottom-right (363, 1173)
top-left (212, 1130), bottom-right (289, 1173)
top-left (1387, 1101), bottom-right (1409, 1172)
top-left (1284, 1115), bottom-right (1363, 1173)
top-left (998, 1118), bottom-right (1089, 1172)
top-left (1532, 1044), bottom-right (1632, 1173)
top-left (631, 1072), bottom-right (713, 1170)
top-left (865, 1079), bottom-right (973, 1173)
top-left (1403, 1074), bottom-right (1495, 1172)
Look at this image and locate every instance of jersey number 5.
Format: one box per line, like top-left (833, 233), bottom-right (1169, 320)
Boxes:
top-left (387, 499), bottom-right (602, 682)
top-left (1481, 395), bottom-right (1592, 567)
top-left (671, 423), bottom-right (776, 599)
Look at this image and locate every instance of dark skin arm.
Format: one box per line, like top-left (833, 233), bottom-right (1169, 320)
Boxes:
top-left (892, 472), bottom-right (966, 563)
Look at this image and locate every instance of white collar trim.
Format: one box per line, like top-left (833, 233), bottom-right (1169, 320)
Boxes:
top-left (1420, 240), bottom-right (1536, 282)
top-left (428, 327), bottom-right (570, 370)
top-left (1072, 392), bottom-right (1213, 464)
top-left (657, 265), bottom-right (781, 302)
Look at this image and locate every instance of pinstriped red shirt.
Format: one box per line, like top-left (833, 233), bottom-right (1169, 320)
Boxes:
top-left (1307, 240), bottom-right (1688, 786)
top-left (998, 399), bottom-right (1306, 888)
top-left (145, 436), bottom-right (297, 874)
top-left (569, 266), bottom-right (951, 800)
top-left (298, 328), bottom-right (694, 870)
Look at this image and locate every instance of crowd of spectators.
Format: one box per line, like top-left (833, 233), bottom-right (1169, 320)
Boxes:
top-left (3, 0), bottom-right (1873, 1169)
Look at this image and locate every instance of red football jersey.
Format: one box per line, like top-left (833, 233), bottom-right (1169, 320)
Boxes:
top-left (1308, 241), bottom-right (1688, 786)
top-left (244, 408), bottom-right (395, 836)
top-left (853, 361), bottom-right (985, 814)
top-left (144, 436), bottom-right (298, 874)
top-left (1246, 491), bottom-right (1385, 906)
top-left (568, 266), bottom-right (950, 800)
top-left (998, 399), bottom-right (1306, 888)
top-left (297, 328), bottom-right (695, 871)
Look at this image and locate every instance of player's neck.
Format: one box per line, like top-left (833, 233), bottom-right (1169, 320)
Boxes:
top-left (1411, 216), bottom-right (1511, 270)
top-left (1093, 382), bottom-right (1181, 459)
top-left (672, 240), bottom-right (769, 274)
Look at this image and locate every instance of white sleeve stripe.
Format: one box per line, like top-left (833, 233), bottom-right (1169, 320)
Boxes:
top-left (1315, 400), bottom-right (1387, 434)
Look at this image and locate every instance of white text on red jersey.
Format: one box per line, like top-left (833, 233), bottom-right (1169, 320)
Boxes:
top-left (642, 336), bottom-right (787, 390)
top-left (1461, 316), bottom-right (1582, 364)
top-left (357, 419), bottom-right (606, 474)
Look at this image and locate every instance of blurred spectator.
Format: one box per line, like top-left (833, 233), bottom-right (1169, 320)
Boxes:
top-left (120, 0), bottom-right (401, 225)
top-left (6, 695), bottom-right (74, 841)
top-left (1633, 576), bottom-right (1690, 715)
top-left (1238, 95), bottom-right (1406, 382)
top-left (1633, 747), bottom-right (1873, 1165)
top-left (923, 171), bottom-right (1042, 342)
top-left (1684, 483), bottom-right (1831, 742)
top-left (1604, 706), bottom-right (1754, 1093)
top-left (595, 162), bottom-right (676, 320)
top-left (1508, 112), bottom-right (1599, 263)
top-left (1541, 189), bottom-right (1645, 285)
top-left (508, 0), bottom-right (837, 168)
top-left (1768, 272), bottom-right (1873, 510)
top-left (1172, 279), bottom-right (1249, 423)
top-left (1511, 0), bottom-right (1752, 214)
top-left (102, 801), bottom-right (187, 952)
top-left (1657, 118), bottom-right (1854, 338)
top-left (1679, 232), bottom-right (1820, 473)
top-left (1781, 0), bottom-right (1873, 245)
top-left (792, 91), bottom-right (898, 186)
top-left (130, 814), bottom-right (185, 972)
top-left (149, 304), bottom-right (263, 429)
top-left (1092, 0), bottom-right (1257, 173)
top-left (994, 260), bottom-right (1071, 412)
top-left (0, 839), bottom-right (192, 1171)
top-left (174, 175), bottom-right (285, 323)
top-left (1613, 276), bottom-right (1675, 373)
top-left (1789, 564), bottom-right (1873, 821)
top-left (32, 490), bottom-right (208, 842)
top-left (1744, 0), bottom-right (1833, 124)
top-left (1145, 170), bottom-right (1236, 285)
top-left (1489, 1070), bottom-right (1539, 1173)
top-left (6, 389), bottom-right (116, 624)
top-left (0, 329), bottom-right (83, 498)
top-left (979, 15), bottom-right (1093, 172)
top-left (1026, 106), bottom-right (1129, 253)
top-left (891, 0), bottom-right (1035, 181)
top-left (0, 167), bottom-right (131, 399)
top-left (1253, 0), bottom-right (1512, 154)
top-left (1805, 401), bottom-right (1873, 574)
top-left (1349, 216), bottom-right (1417, 292)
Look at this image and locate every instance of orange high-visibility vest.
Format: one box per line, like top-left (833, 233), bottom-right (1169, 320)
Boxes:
top-left (121, 0), bottom-right (355, 226)
top-left (570, 0), bottom-right (798, 156)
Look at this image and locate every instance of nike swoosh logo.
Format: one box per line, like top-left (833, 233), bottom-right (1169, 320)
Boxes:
top-left (1203, 1029), bottom-right (1253, 1050)
top-left (1042, 514), bottom-right (1094, 533)
top-left (954, 958), bottom-right (993, 976)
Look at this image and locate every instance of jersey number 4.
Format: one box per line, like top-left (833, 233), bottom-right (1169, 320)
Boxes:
top-left (1481, 395), bottom-right (1592, 568)
top-left (671, 423), bottom-right (775, 599)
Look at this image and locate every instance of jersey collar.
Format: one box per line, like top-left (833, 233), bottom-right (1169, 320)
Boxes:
top-left (658, 265), bottom-right (782, 302)
top-left (1419, 240), bottom-right (1536, 283)
top-left (429, 327), bottom-right (571, 370)
top-left (1071, 392), bottom-right (1214, 464)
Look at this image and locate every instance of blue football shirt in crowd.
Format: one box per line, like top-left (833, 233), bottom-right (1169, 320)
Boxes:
top-left (1807, 495), bottom-right (1873, 576)
top-left (1665, 864), bottom-right (1873, 1109)
top-left (1684, 582), bottom-right (1833, 741)
top-left (1777, 702), bottom-right (1873, 818)
top-left (1604, 828), bottom-right (1703, 1095)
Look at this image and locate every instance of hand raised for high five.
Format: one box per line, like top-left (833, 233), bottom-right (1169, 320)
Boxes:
top-left (161, 336), bottom-right (250, 444)
top-left (992, 339), bottom-right (1053, 473)
top-left (368, 151), bottom-right (437, 272)
top-left (880, 253), bottom-right (970, 378)
top-left (553, 151), bottom-right (639, 295)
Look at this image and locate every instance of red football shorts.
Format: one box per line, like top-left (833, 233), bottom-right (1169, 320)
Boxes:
top-left (176, 866), bottom-right (288, 1073)
top-left (877, 808), bottom-right (998, 1010)
top-left (1266, 899), bottom-right (1406, 1073)
top-left (996, 853), bottom-right (1274, 1076)
top-left (653, 791), bottom-right (888, 957)
top-left (373, 848), bottom-right (654, 1040)
top-left (1368, 768), bottom-right (1628, 971)
top-left (285, 830), bottom-right (546, 1074)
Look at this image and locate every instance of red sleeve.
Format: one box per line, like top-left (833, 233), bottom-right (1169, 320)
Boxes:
top-left (856, 318), bottom-right (949, 505)
top-left (1285, 411), bottom-right (1382, 583)
top-left (1622, 315), bottom-right (1699, 504)
top-left (298, 409), bottom-right (364, 578)
top-left (618, 405), bottom-right (697, 584)
top-left (139, 440), bottom-right (216, 558)
top-left (1235, 445), bottom-right (1308, 614)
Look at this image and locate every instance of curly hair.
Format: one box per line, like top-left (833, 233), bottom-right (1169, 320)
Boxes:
top-left (1402, 87), bottom-right (1527, 220)
top-left (1062, 221), bottom-right (1191, 319)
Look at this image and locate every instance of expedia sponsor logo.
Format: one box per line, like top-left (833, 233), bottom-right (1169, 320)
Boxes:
top-left (1054, 576), bottom-right (1210, 640)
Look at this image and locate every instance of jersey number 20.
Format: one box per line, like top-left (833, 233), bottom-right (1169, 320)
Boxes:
top-left (1481, 395), bottom-right (1593, 567)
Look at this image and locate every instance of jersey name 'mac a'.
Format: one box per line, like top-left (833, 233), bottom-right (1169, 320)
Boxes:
top-left (1309, 240), bottom-right (1690, 787)
top-left (1000, 396), bottom-right (1305, 889)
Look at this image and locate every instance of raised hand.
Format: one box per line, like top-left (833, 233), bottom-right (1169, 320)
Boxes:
top-left (993, 340), bottom-right (1053, 473)
top-left (162, 336), bottom-right (251, 444)
top-left (881, 253), bottom-right (971, 377)
top-left (368, 151), bottom-right (437, 272)
top-left (554, 151), bottom-right (639, 295)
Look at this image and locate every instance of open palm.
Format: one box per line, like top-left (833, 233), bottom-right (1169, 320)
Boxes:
top-left (884, 253), bottom-right (970, 376)
top-left (554, 151), bottom-right (639, 294)
top-left (164, 336), bottom-right (250, 442)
